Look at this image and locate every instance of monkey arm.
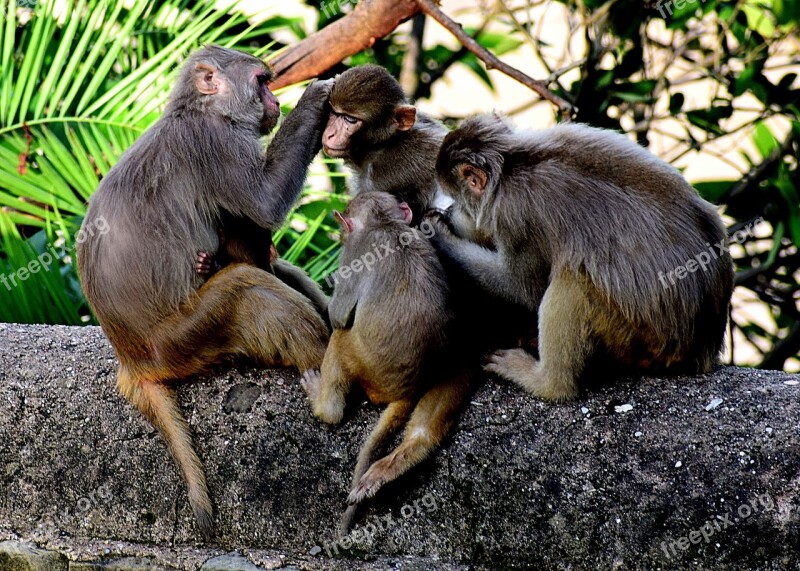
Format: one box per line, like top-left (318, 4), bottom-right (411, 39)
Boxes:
top-left (272, 259), bottom-right (331, 329)
top-left (432, 230), bottom-right (523, 306)
top-left (327, 275), bottom-right (360, 330)
top-left (252, 79), bottom-right (335, 227)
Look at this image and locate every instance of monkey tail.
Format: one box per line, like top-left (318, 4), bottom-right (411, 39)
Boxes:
top-left (117, 367), bottom-right (214, 539)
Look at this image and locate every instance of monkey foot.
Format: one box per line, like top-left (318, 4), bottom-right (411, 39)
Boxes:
top-left (300, 369), bottom-right (322, 402)
top-left (347, 463), bottom-right (389, 505)
top-left (485, 349), bottom-right (577, 401)
top-left (484, 348), bottom-right (538, 382)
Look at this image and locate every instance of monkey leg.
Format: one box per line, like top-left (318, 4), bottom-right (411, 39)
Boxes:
top-left (115, 265), bottom-right (328, 539)
top-left (159, 263), bottom-right (329, 374)
top-left (484, 272), bottom-right (590, 401)
top-left (347, 369), bottom-right (471, 506)
top-left (339, 399), bottom-right (415, 533)
top-left (116, 366), bottom-right (214, 540)
top-left (301, 331), bottom-right (354, 425)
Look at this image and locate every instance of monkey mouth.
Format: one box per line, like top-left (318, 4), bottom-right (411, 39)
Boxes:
top-left (323, 145), bottom-right (348, 158)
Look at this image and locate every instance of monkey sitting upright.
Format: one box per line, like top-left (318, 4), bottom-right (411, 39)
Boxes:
top-left (301, 192), bottom-right (470, 531)
top-left (322, 64), bottom-right (533, 349)
top-left (322, 64), bottom-right (447, 223)
top-left (430, 115), bottom-right (734, 401)
top-left (77, 46), bottom-right (333, 538)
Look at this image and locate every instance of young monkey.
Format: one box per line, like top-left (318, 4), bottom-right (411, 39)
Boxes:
top-left (301, 192), bottom-right (471, 532)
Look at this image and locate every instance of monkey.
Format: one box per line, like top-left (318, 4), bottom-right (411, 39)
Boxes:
top-left (301, 192), bottom-right (471, 532)
top-left (76, 46), bottom-right (334, 539)
top-left (322, 64), bottom-right (448, 224)
top-left (429, 114), bottom-right (735, 401)
top-left (322, 64), bottom-right (534, 350)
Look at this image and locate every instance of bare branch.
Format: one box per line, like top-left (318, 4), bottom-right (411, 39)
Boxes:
top-left (416, 0), bottom-right (575, 119)
top-left (269, 0), bottom-right (421, 90)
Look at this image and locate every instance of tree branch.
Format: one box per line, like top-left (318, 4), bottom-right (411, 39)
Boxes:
top-left (269, 0), bottom-right (421, 90)
top-left (415, 0), bottom-right (575, 119)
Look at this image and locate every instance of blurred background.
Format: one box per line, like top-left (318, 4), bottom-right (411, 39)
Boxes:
top-left (0, 0), bottom-right (798, 370)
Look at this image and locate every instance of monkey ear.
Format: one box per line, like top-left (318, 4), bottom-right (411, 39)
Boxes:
top-left (194, 63), bottom-right (221, 95)
top-left (333, 210), bottom-right (354, 234)
top-left (399, 202), bottom-right (413, 224)
top-left (459, 165), bottom-right (489, 196)
top-left (393, 105), bottom-right (417, 131)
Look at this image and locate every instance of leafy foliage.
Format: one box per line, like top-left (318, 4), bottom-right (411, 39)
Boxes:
top-left (0, 0), bottom-right (339, 323)
top-left (1, 0), bottom-right (797, 370)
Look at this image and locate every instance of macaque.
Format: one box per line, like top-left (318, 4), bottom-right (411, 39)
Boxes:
top-left (322, 64), bottom-right (533, 349)
top-left (77, 46), bottom-right (333, 538)
top-left (431, 115), bottom-right (734, 400)
top-left (301, 192), bottom-right (471, 532)
top-left (322, 64), bottom-right (448, 223)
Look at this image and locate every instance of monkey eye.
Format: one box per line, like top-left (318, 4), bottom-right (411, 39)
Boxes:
top-left (256, 73), bottom-right (270, 86)
top-left (343, 115), bottom-right (359, 125)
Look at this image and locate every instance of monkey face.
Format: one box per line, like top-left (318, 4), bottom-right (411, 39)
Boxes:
top-left (256, 72), bottom-right (281, 135)
top-left (323, 65), bottom-right (419, 158)
top-left (188, 46), bottom-right (280, 135)
top-left (436, 115), bottom-right (510, 228)
top-left (323, 109), bottom-right (365, 158)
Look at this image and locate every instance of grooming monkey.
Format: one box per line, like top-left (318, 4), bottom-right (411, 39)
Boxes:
top-left (322, 64), bottom-right (533, 345)
top-left (77, 46), bottom-right (333, 538)
top-left (430, 115), bottom-right (734, 401)
top-left (302, 192), bottom-right (471, 531)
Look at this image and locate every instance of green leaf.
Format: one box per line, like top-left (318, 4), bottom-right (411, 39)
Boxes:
top-left (752, 122), bottom-right (779, 159)
top-left (694, 180), bottom-right (736, 203)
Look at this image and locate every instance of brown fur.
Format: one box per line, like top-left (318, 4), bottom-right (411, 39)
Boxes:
top-left (76, 46), bottom-right (332, 538)
top-left (432, 115), bottom-right (734, 401)
top-left (301, 192), bottom-right (472, 532)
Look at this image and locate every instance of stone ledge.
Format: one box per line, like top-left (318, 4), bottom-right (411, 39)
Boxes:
top-left (0, 324), bottom-right (799, 570)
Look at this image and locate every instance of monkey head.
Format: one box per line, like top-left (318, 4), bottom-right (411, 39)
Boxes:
top-left (323, 65), bottom-right (417, 159)
top-left (171, 45), bottom-right (281, 135)
top-left (435, 114), bottom-right (513, 228)
top-left (333, 192), bottom-right (413, 241)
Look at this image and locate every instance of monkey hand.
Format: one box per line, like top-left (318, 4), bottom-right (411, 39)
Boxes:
top-left (423, 210), bottom-right (459, 250)
top-left (195, 251), bottom-right (221, 278)
top-left (423, 208), bottom-right (456, 235)
top-left (297, 78), bottom-right (336, 108)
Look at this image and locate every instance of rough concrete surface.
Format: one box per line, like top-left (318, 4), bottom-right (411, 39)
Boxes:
top-left (0, 324), bottom-right (798, 570)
